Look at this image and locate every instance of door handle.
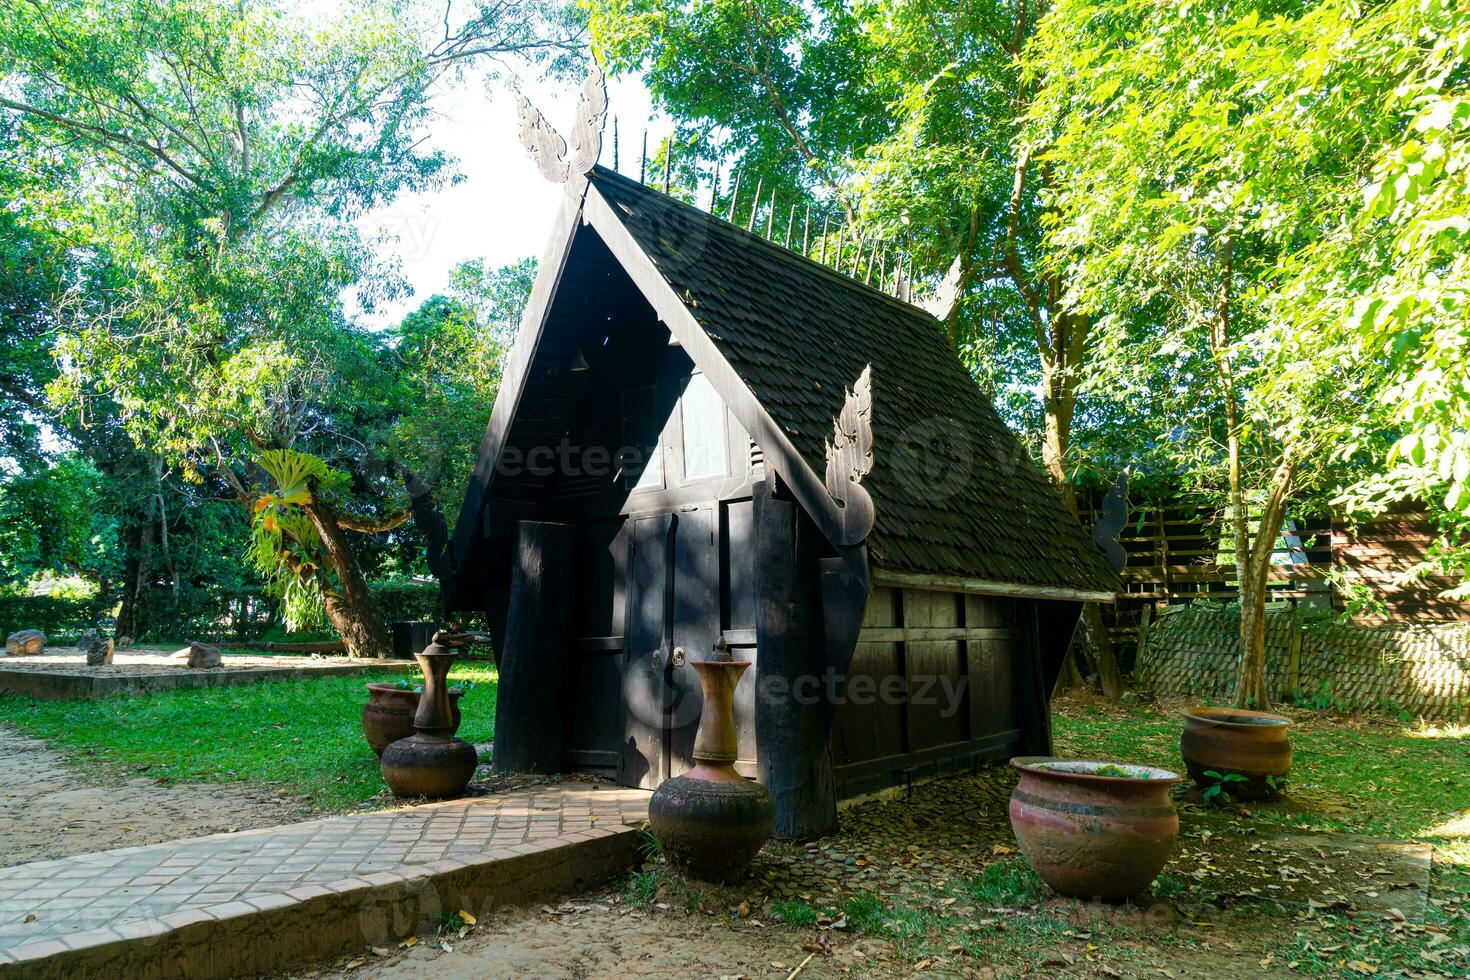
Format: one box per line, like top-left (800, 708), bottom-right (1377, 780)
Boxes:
top-left (672, 646), bottom-right (686, 667)
top-left (651, 649), bottom-right (662, 668)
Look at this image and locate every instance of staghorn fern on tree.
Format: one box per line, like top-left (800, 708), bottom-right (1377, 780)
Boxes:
top-left (247, 449), bottom-right (350, 632)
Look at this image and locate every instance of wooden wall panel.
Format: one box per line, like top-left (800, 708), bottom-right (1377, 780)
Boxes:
top-left (903, 589), bottom-right (968, 750)
top-left (832, 586), bottom-right (1028, 799)
top-left (832, 587), bottom-right (905, 767)
top-left (965, 594), bottom-right (1017, 739)
top-left (724, 499), bottom-right (757, 631)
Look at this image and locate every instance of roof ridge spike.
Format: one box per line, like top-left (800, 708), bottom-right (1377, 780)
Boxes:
top-left (727, 169), bottom-right (742, 222)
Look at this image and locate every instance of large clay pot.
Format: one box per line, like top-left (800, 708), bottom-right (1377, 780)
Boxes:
top-left (1009, 757), bottom-right (1182, 901)
top-left (1181, 707), bottom-right (1292, 801)
top-left (381, 640), bottom-right (478, 798)
top-left (649, 650), bottom-right (774, 882)
top-left (361, 684), bottom-right (464, 756)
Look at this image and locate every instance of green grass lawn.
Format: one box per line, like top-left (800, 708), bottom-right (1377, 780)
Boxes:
top-left (1052, 698), bottom-right (1470, 862)
top-left (0, 661), bottom-right (497, 811)
top-left (750, 700), bottom-right (1470, 977)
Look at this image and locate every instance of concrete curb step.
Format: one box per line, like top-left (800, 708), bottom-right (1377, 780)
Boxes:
top-left (0, 660), bottom-right (417, 701)
top-left (0, 825), bottom-right (643, 979)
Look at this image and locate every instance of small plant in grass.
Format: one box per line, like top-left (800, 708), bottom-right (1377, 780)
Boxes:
top-left (388, 679), bottom-right (475, 696)
top-left (841, 892), bottom-right (886, 932)
top-left (966, 857), bottom-right (1048, 906)
top-left (624, 869), bottom-right (659, 905)
top-left (1152, 873), bottom-right (1187, 898)
top-left (769, 898), bottom-right (818, 926)
top-left (637, 828), bottom-right (663, 860)
top-left (1200, 770), bottom-right (1248, 805)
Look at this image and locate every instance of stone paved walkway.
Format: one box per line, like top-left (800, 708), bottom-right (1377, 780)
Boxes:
top-left (0, 782), bottom-right (649, 978)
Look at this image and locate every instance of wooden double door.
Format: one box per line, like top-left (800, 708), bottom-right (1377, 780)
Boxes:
top-left (619, 508), bottom-right (721, 788)
top-left (564, 499), bottom-right (759, 789)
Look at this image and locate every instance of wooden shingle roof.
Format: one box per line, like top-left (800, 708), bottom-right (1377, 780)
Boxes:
top-left (586, 167), bottom-right (1117, 597)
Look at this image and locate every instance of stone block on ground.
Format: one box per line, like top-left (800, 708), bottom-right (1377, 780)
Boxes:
top-left (173, 641), bottom-right (223, 668)
top-left (79, 629), bottom-right (114, 666)
top-left (5, 629), bottom-right (46, 656)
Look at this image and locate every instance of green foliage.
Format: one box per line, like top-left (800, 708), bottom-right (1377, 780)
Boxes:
top-left (0, 592), bottom-right (100, 638)
top-left (0, 0), bottom-right (571, 643)
top-left (245, 449), bottom-right (350, 631)
top-left (369, 577), bottom-right (442, 624)
top-left (963, 857), bottom-right (1048, 906)
top-left (383, 257), bottom-right (535, 523)
top-left (1029, 0), bottom-right (1470, 577)
top-left (769, 898), bottom-right (818, 926)
top-left (1199, 770), bottom-right (1248, 806)
top-left (624, 869), bottom-right (661, 905)
top-left (0, 455), bottom-right (121, 589)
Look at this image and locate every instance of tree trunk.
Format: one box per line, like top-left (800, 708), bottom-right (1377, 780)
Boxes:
top-left (1234, 563), bottom-right (1271, 709)
top-left (1233, 459), bottom-right (1298, 710)
top-left (1211, 233), bottom-right (1275, 711)
top-left (1041, 355), bottom-right (1125, 700)
top-left (116, 503), bottom-right (156, 639)
top-left (115, 524), bottom-right (144, 639)
top-left (304, 502), bottom-right (392, 659)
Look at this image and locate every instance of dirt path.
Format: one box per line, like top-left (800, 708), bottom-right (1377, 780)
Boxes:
top-left (0, 726), bottom-right (300, 867)
top-left (294, 899), bottom-right (906, 980)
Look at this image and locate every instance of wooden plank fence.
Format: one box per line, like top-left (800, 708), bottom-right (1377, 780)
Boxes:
top-left (1078, 494), bottom-right (1468, 664)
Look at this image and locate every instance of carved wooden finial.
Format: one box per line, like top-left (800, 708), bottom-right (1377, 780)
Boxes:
top-left (919, 255), bottom-right (964, 320)
top-left (514, 59), bottom-right (608, 190)
top-left (1093, 468), bottom-right (1131, 573)
top-left (824, 365), bottom-right (876, 546)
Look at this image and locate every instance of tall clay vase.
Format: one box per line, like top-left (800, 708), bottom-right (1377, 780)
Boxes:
top-left (1009, 758), bottom-right (1182, 901)
top-left (1181, 707), bottom-right (1292, 801)
top-left (649, 657), bottom-right (774, 882)
top-left (380, 640), bottom-right (478, 798)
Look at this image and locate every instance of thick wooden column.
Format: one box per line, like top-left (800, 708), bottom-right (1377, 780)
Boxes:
top-left (1026, 599), bottom-right (1082, 754)
top-left (753, 484), bottom-right (838, 840)
top-left (492, 520), bottom-right (575, 774)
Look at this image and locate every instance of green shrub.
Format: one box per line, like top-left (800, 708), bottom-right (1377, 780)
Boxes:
top-left (0, 591), bottom-right (98, 637)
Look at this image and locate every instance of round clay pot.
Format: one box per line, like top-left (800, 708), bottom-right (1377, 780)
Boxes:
top-left (381, 735), bottom-right (479, 798)
top-left (1180, 707), bottom-right (1291, 801)
top-left (648, 657), bottom-right (774, 882)
top-left (1009, 757), bottom-right (1182, 901)
top-left (361, 683), bottom-right (464, 757)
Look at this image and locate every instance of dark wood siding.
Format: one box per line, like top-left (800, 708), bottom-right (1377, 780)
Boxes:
top-left (831, 586), bottom-right (1026, 799)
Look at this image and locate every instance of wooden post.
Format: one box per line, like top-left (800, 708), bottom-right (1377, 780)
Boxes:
top-left (1136, 603), bottom-right (1154, 665)
top-left (753, 484), bottom-right (838, 840)
top-left (1287, 607), bottom-right (1303, 697)
top-left (492, 521), bottom-right (576, 774)
top-left (1035, 600), bottom-right (1083, 743)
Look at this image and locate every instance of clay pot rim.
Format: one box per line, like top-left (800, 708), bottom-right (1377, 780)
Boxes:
top-left (364, 682), bottom-right (464, 696)
top-left (1183, 706), bottom-right (1291, 728)
top-left (1011, 756), bottom-right (1182, 786)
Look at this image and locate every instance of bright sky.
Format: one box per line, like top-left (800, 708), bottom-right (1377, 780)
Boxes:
top-left (353, 68), bottom-right (665, 329)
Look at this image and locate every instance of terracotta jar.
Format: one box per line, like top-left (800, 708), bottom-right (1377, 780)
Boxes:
top-left (1009, 757), bottom-right (1182, 901)
top-left (648, 645), bottom-right (774, 882)
top-left (380, 638), bottom-right (479, 798)
top-left (361, 683), bottom-right (464, 757)
top-left (1180, 707), bottom-right (1292, 801)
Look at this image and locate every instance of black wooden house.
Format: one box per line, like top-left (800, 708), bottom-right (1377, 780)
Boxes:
top-left (442, 164), bottom-right (1118, 838)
